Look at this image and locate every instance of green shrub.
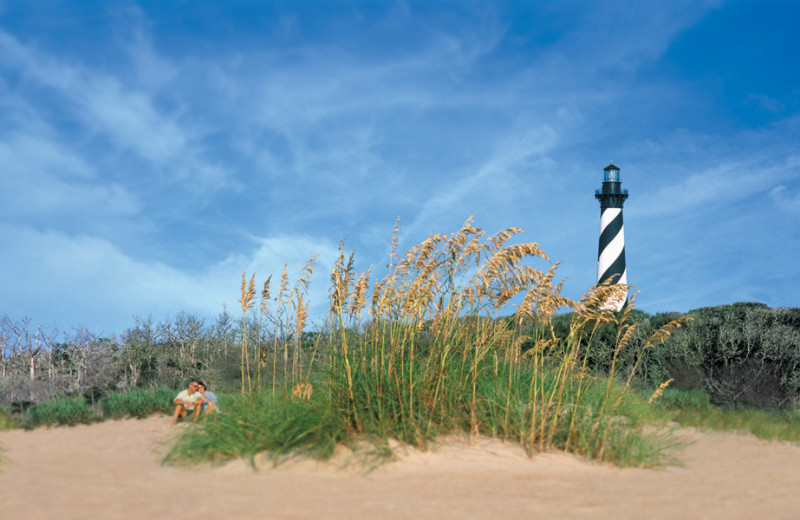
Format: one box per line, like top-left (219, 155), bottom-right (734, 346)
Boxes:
top-left (0, 407), bottom-right (20, 430)
top-left (25, 397), bottom-right (98, 429)
top-left (99, 388), bottom-right (175, 419)
top-left (169, 221), bottom-right (688, 469)
top-left (659, 304), bottom-right (800, 408)
top-left (165, 393), bottom-right (348, 466)
top-left (535, 310), bottom-right (674, 384)
top-left (651, 388), bottom-right (800, 444)
top-left (559, 303), bottom-right (800, 410)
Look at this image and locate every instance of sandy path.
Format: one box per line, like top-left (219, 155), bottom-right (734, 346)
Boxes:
top-left (1, 417), bottom-right (799, 519)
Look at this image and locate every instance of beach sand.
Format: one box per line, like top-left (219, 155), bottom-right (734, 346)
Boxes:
top-left (1, 416), bottom-right (799, 519)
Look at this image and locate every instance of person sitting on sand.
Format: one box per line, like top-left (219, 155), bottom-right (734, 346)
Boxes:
top-left (172, 380), bottom-right (204, 424)
top-left (197, 382), bottom-right (220, 414)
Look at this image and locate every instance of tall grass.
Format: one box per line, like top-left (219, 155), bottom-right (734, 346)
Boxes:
top-left (99, 388), bottom-right (176, 419)
top-left (12, 388), bottom-right (185, 429)
top-left (0, 406), bottom-right (13, 469)
top-left (0, 407), bottom-right (19, 430)
top-left (25, 397), bottom-right (98, 429)
top-left (652, 388), bottom-right (800, 444)
top-left (170, 219), bottom-right (689, 467)
top-left (165, 393), bottom-right (348, 467)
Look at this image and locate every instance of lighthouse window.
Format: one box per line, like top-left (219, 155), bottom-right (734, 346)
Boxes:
top-left (604, 170), bottom-right (618, 182)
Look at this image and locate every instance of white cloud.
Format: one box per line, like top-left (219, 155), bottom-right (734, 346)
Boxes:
top-left (0, 1), bottom-right (798, 334)
top-left (0, 133), bottom-right (140, 219)
top-left (634, 154), bottom-right (800, 217)
top-left (0, 29), bottom-right (233, 196)
top-left (0, 224), bottom-right (342, 335)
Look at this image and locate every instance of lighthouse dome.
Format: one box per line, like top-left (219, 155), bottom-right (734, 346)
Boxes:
top-left (603, 161), bottom-right (620, 183)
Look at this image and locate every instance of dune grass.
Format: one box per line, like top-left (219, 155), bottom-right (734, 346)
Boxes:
top-left (24, 397), bottom-right (98, 429)
top-left (15, 388), bottom-right (178, 429)
top-left (0, 407), bottom-right (19, 431)
top-left (99, 388), bottom-right (175, 419)
top-left (167, 219), bottom-right (691, 469)
top-left (651, 388), bottom-right (800, 444)
top-left (1, 406), bottom-right (18, 467)
top-left (165, 392), bottom-right (349, 467)
top-left (166, 365), bottom-right (681, 469)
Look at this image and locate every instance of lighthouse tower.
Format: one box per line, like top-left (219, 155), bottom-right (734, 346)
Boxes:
top-left (595, 162), bottom-right (629, 310)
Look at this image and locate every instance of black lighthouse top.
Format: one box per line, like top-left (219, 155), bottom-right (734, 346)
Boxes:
top-left (595, 161), bottom-right (629, 209)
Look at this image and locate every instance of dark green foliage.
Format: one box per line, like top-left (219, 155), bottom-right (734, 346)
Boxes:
top-left (657, 303), bottom-right (800, 408)
top-left (99, 388), bottom-right (175, 419)
top-left (25, 397), bottom-right (98, 429)
top-left (542, 304), bottom-right (800, 410)
top-left (527, 309), bottom-right (656, 379)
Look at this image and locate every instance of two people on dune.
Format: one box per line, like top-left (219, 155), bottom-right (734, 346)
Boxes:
top-left (172, 379), bottom-right (219, 424)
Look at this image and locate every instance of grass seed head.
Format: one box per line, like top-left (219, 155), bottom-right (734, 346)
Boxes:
top-left (648, 379), bottom-right (674, 404)
top-left (239, 273), bottom-right (256, 313)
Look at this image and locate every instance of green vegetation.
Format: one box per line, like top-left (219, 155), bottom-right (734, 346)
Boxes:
top-left (165, 393), bottom-right (348, 467)
top-left (167, 367), bottom-right (682, 469)
top-left (651, 388), bottom-right (800, 444)
top-left (0, 407), bottom-right (18, 430)
top-left (554, 303), bottom-right (800, 410)
top-left (3, 221), bottom-right (799, 469)
top-left (19, 388), bottom-right (195, 427)
top-left (0, 387), bottom-right (221, 430)
top-left (167, 220), bottom-right (690, 468)
top-left (656, 303), bottom-right (800, 408)
top-left (99, 388), bottom-right (176, 419)
top-left (25, 397), bottom-right (97, 429)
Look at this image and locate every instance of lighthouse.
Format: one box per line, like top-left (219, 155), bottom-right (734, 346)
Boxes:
top-left (595, 162), bottom-right (629, 310)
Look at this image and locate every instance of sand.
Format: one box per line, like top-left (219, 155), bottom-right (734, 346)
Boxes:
top-left (1, 417), bottom-right (799, 519)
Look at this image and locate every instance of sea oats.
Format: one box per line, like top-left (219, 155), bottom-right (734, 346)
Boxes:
top-left (260, 275), bottom-right (273, 313)
top-left (239, 272), bottom-right (256, 313)
top-left (648, 378), bottom-right (674, 404)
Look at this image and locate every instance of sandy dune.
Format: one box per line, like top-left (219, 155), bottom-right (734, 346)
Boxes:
top-left (1, 416), bottom-right (799, 519)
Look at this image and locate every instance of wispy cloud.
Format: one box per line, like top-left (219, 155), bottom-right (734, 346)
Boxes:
top-left (634, 153), bottom-right (800, 218)
top-left (0, 133), bottom-right (140, 221)
top-left (0, 1), bottom-right (797, 333)
top-left (0, 29), bottom-right (233, 197)
top-left (0, 223), bottom-right (340, 333)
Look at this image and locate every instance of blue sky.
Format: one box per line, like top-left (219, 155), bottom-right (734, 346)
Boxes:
top-left (1, 0), bottom-right (798, 337)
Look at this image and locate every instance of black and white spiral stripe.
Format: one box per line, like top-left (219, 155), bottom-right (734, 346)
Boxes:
top-left (597, 207), bottom-right (627, 309)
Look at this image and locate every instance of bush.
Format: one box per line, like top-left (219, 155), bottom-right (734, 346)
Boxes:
top-left (543, 304), bottom-right (800, 411)
top-left (25, 397), bottom-right (98, 429)
top-left (165, 393), bottom-right (349, 466)
top-left (99, 388), bottom-right (175, 419)
top-left (0, 407), bottom-right (20, 430)
top-left (651, 388), bottom-right (800, 444)
top-left (535, 309), bottom-right (676, 384)
top-left (169, 221), bottom-right (685, 469)
top-left (659, 303), bottom-right (800, 408)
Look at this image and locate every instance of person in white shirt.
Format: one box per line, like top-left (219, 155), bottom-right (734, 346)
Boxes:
top-left (172, 380), bottom-right (204, 424)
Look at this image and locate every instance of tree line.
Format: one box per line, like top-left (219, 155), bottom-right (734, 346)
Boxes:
top-left (0, 310), bottom-right (242, 409)
top-left (3, 301), bottom-right (800, 411)
top-left (536, 302), bottom-right (800, 409)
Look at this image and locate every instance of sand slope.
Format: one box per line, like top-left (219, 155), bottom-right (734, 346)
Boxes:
top-left (1, 416), bottom-right (799, 519)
